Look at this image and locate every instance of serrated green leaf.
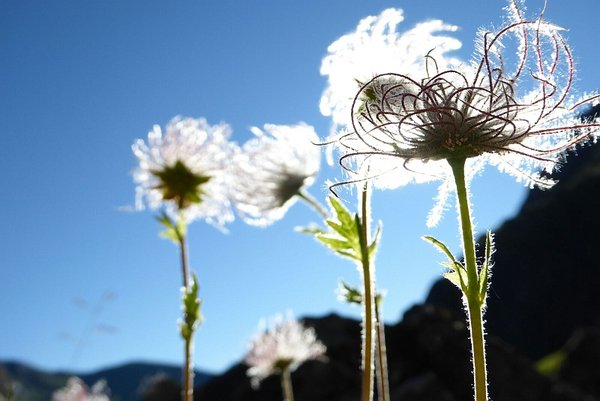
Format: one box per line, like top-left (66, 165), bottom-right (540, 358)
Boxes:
top-left (328, 196), bottom-right (354, 228)
top-left (338, 281), bottom-right (363, 305)
top-left (315, 235), bottom-right (357, 257)
top-left (180, 274), bottom-right (202, 341)
top-left (443, 271), bottom-right (463, 290)
top-left (302, 195), bottom-right (382, 264)
top-left (303, 196), bottom-right (365, 261)
top-left (326, 219), bottom-right (354, 239)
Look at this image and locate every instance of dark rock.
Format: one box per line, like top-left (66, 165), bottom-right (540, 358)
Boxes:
top-left (558, 328), bottom-right (600, 398)
top-left (198, 305), bottom-right (600, 401)
top-left (391, 372), bottom-right (456, 401)
top-left (139, 373), bottom-right (181, 401)
top-left (195, 314), bottom-right (361, 401)
top-left (389, 304), bottom-right (472, 399)
top-left (545, 381), bottom-right (599, 401)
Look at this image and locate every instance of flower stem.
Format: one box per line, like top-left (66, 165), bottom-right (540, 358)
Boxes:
top-left (374, 300), bottom-right (390, 401)
top-left (298, 189), bottom-right (329, 220)
top-left (281, 367), bottom-right (295, 401)
top-left (358, 185), bottom-right (375, 401)
top-left (375, 299), bottom-right (390, 401)
top-left (448, 158), bottom-right (488, 401)
top-left (179, 229), bottom-right (190, 289)
top-left (177, 226), bottom-right (194, 401)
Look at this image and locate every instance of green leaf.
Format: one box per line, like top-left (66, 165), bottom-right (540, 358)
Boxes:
top-left (443, 271), bottom-right (464, 290)
top-left (478, 231), bottom-right (495, 305)
top-left (329, 196), bottom-right (354, 228)
top-left (423, 235), bottom-right (459, 265)
top-left (535, 350), bottom-right (567, 375)
top-left (368, 223), bottom-right (382, 259)
top-left (326, 219), bottom-right (353, 238)
top-left (338, 281), bottom-right (363, 305)
top-left (423, 235), bottom-right (469, 292)
top-left (303, 196), bottom-right (382, 265)
top-left (156, 212), bottom-right (184, 244)
top-left (305, 197), bottom-right (362, 261)
top-left (297, 226), bottom-right (325, 235)
top-left (315, 235), bottom-right (359, 260)
top-left (179, 274), bottom-right (202, 341)
top-left (338, 280), bottom-right (386, 308)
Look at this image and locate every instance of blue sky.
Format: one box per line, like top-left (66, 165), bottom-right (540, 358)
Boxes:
top-left (1, 0), bottom-right (599, 375)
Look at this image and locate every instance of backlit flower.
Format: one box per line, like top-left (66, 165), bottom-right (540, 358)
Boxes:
top-left (340, 0), bottom-right (599, 226)
top-left (132, 116), bottom-right (235, 229)
top-left (52, 377), bottom-right (110, 401)
top-left (244, 314), bottom-right (326, 387)
top-left (320, 8), bottom-right (462, 134)
top-left (231, 123), bottom-right (321, 226)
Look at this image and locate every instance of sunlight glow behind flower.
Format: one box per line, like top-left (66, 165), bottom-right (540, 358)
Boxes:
top-left (231, 123), bottom-right (321, 227)
top-left (132, 116), bottom-right (235, 229)
top-left (244, 314), bottom-right (326, 388)
top-left (338, 0), bottom-right (600, 226)
top-left (320, 8), bottom-right (462, 134)
top-left (52, 377), bottom-right (110, 401)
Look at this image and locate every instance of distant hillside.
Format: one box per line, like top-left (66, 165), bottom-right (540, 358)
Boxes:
top-left (0, 360), bottom-right (214, 401)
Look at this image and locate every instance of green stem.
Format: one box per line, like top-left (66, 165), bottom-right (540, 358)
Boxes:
top-left (183, 335), bottom-right (194, 401)
top-left (178, 227), bottom-right (194, 401)
top-left (281, 367), bottom-right (295, 401)
top-left (374, 300), bottom-right (389, 401)
top-left (358, 185), bottom-right (375, 401)
top-left (448, 158), bottom-right (488, 401)
top-left (179, 230), bottom-right (190, 289)
top-left (298, 189), bottom-right (329, 220)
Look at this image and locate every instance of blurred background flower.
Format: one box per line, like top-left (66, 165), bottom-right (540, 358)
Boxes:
top-left (231, 123), bottom-right (322, 226)
top-left (132, 116), bottom-right (236, 229)
top-left (52, 377), bottom-right (110, 401)
top-left (244, 314), bottom-right (326, 388)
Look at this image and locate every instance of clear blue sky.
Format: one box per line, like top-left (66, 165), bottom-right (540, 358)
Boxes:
top-left (1, 0), bottom-right (599, 375)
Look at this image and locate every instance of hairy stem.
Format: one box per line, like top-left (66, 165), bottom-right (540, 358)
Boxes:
top-left (281, 367), bottom-right (295, 401)
top-left (178, 227), bottom-right (194, 401)
top-left (179, 230), bottom-right (190, 289)
top-left (375, 300), bottom-right (390, 401)
top-left (359, 185), bottom-right (375, 401)
top-left (298, 189), bottom-right (329, 220)
top-left (183, 334), bottom-right (194, 401)
top-left (448, 158), bottom-right (488, 401)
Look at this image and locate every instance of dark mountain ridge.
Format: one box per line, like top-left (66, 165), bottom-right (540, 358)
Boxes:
top-left (0, 360), bottom-right (213, 401)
